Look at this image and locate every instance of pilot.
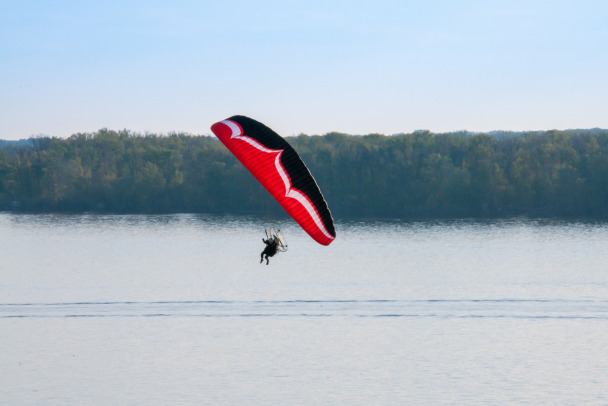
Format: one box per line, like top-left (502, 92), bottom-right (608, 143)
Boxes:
top-left (260, 237), bottom-right (279, 265)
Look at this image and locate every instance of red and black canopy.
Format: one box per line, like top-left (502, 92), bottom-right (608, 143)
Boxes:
top-left (211, 115), bottom-right (336, 246)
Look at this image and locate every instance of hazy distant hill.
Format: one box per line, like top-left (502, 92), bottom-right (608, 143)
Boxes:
top-left (0, 139), bottom-right (34, 149)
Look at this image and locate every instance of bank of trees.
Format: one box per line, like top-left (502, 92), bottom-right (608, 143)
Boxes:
top-left (1, 128), bottom-right (607, 219)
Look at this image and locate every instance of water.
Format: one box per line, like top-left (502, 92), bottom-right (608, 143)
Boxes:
top-left (1, 214), bottom-right (607, 405)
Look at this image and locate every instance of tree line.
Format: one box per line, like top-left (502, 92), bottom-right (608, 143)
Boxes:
top-left (1, 128), bottom-right (607, 219)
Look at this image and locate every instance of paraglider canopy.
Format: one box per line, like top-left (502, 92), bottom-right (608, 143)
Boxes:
top-left (211, 115), bottom-right (336, 246)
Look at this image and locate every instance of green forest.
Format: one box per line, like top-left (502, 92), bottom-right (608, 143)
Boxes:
top-left (1, 128), bottom-right (608, 220)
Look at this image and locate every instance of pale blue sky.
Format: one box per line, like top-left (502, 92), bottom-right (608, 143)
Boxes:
top-left (1, 0), bottom-right (607, 140)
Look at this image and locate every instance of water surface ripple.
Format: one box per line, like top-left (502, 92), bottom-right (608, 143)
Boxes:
top-left (3, 298), bottom-right (607, 319)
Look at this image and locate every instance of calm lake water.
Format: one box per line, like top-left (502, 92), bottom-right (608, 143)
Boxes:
top-left (1, 213), bottom-right (607, 405)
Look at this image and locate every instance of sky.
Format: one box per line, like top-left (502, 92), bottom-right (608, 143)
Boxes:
top-left (1, 0), bottom-right (607, 140)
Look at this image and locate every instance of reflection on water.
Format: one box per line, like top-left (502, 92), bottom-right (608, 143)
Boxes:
top-left (3, 213), bottom-right (608, 304)
top-left (2, 214), bottom-right (608, 405)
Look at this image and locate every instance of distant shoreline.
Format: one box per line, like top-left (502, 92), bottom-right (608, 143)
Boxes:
top-left (2, 128), bottom-right (608, 219)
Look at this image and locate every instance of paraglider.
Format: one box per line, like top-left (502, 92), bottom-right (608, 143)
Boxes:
top-left (211, 115), bottom-right (336, 249)
top-left (260, 236), bottom-right (278, 264)
top-left (260, 228), bottom-right (288, 265)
